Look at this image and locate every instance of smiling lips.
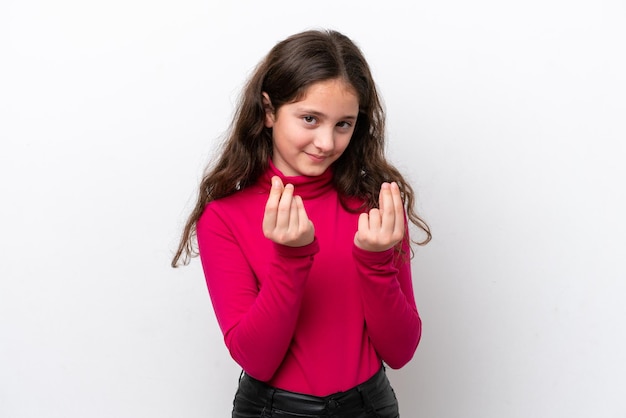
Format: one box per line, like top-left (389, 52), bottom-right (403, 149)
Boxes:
top-left (305, 152), bottom-right (327, 162)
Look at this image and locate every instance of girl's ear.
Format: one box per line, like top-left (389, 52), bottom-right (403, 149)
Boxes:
top-left (262, 92), bottom-right (275, 128)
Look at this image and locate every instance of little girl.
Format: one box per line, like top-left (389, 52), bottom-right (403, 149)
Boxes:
top-left (172, 29), bottom-right (430, 418)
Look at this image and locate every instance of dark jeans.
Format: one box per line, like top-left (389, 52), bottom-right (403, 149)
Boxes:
top-left (232, 366), bottom-right (399, 418)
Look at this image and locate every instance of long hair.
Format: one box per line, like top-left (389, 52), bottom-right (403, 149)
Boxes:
top-left (172, 29), bottom-right (431, 267)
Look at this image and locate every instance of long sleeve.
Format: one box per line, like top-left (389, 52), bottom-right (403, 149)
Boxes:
top-left (197, 204), bottom-right (319, 381)
top-left (352, 236), bottom-right (421, 369)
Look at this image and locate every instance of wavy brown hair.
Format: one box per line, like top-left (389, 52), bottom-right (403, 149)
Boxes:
top-left (172, 29), bottom-right (430, 267)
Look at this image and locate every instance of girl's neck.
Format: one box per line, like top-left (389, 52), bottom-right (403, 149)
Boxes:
top-left (260, 159), bottom-right (334, 200)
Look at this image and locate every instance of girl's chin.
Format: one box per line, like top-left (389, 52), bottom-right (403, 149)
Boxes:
top-left (298, 163), bottom-right (331, 177)
top-left (277, 160), bottom-right (331, 177)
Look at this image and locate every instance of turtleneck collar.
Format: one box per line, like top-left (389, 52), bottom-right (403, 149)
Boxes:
top-left (258, 159), bottom-right (335, 200)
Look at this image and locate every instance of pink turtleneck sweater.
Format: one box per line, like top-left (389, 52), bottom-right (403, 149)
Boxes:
top-left (196, 162), bottom-right (421, 396)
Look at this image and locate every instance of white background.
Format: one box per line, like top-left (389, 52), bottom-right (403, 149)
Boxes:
top-left (1, 0), bottom-right (625, 417)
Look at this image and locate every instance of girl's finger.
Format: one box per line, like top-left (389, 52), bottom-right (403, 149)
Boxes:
top-left (275, 183), bottom-right (295, 229)
top-left (379, 183), bottom-right (396, 232)
top-left (378, 182), bottom-right (388, 214)
top-left (294, 195), bottom-right (308, 230)
top-left (289, 195), bottom-right (299, 231)
top-left (356, 212), bottom-right (370, 242)
top-left (263, 176), bottom-right (284, 232)
top-left (358, 212), bottom-right (369, 231)
top-left (368, 208), bottom-right (382, 231)
top-left (390, 182), bottom-right (405, 234)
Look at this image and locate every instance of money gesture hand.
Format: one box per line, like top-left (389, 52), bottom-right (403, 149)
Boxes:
top-left (262, 176), bottom-right (315, 247)
top-left (354, 182), bottom-right (405, 252)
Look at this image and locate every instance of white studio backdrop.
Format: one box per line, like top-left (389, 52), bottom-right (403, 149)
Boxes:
top-left (1, 0), bottom-right (625, 417)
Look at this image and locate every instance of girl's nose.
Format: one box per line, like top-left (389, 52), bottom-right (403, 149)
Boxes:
top-left (313, 129), bottom-right (334, 153)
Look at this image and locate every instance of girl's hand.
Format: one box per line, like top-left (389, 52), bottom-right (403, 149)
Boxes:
top-left (354, 182), bottom-right (405, 252)
top-left (263, 176), bottom-right (315, 247)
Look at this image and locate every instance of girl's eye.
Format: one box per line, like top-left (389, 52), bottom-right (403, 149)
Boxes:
top-left (337, 121), bottom-right (352, 129)
top-left (303, 116), bottom-right (317, 124)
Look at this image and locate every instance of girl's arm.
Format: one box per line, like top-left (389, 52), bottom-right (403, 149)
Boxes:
top-left (353, 181), bottom-right (421, 368)
top-left (353, 238), bottom-right (421, 369)
top-left (197, 177), bottom-right (317, 381)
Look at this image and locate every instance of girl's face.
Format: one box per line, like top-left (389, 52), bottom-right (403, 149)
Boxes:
top-left (264, 78), bottom-right (359, 177)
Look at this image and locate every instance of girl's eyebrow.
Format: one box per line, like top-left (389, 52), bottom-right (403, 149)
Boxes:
top-left (296, 108), bottom-right (358, 121)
